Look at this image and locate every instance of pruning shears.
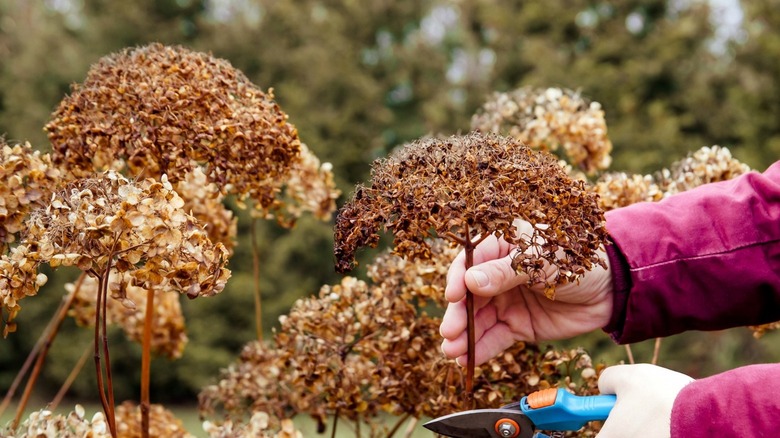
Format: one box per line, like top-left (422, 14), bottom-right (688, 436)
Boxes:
top-left (423, 388), bottom-right (616, 438)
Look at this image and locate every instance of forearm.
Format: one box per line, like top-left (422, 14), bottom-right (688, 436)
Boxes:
top-left (671, 364), bottom-right (780, 437)
top-left (604, 162), bottom-right (780, 343)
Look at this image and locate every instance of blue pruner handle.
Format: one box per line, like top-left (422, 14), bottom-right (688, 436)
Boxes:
top-left (519, 388), bottom-right (615, 431)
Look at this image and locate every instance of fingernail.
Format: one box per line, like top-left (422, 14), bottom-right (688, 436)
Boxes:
top-left (471, 270), bottom-right (489, 288)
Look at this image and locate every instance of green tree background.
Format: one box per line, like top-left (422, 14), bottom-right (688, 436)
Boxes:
top-left (1, 0), bottom-right (779, 408)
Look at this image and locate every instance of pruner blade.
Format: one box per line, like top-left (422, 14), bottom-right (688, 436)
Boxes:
top-left (422, 408), bottom-right (536, 438)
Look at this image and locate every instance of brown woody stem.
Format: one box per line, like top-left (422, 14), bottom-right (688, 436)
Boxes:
top-left (10, 281), bottom-right (80, 429)
top-left (0, 274), bottom-right (83, 418)
top-left (463, 223), bottom-right (476, 403)
top-left (251, 218), bottom-right (263, 341)
top-left (651, 337), bottom-right (662, 365)
top-left (330, 409), bottom-right (339, 438)
top-left (385, 412), bottom-right (412, 438)
top-left (140, 288), bottom-right (154, 438)
top-left (624, 344), bottom-right (635, 364)
top-left (50, 344), bottom-right (91, 411)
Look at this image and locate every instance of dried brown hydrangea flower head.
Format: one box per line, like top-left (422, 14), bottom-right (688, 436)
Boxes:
top-left (0, 141), bottom-right (60, 253)
top-left (0, 170), bottom-right (230, 335)
top-left (335, 131), bottom-right (607, 295)
top-left (471, 87), bottom-right (613, 175)
top-left (45, 43), bottom-right (301, 215)
top-left (114, 401), bottom-right (193, 438)
top-left (68, 273), bottom-right (188, 359)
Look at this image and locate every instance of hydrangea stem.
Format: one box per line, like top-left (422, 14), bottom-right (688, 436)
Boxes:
top-left (140, 287), bottom-right (154, 438)
top-left (464, 238), bottom-right (476, 401)
top-left (251, 218), bottom-right (263, 341)
top-left (10, 280), bottom-right (80, 429)
top-left (50, 344), bottom-right (91, 411)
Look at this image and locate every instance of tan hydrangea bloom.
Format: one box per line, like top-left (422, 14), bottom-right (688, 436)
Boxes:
top-left (592, 172), bottom-right (664, 210)
top-left (2, 405), bottom-right (110, 438)
top-left (0, 141), bottom-right (60, 253)
top-left (0, 170), bottom-right (230, 335)
top-left (749, 321), bottom-right (780, 339)
top-left (114, 401), bottom-right (193, 438)
top-left (655, 145), bottom-right (751, 196)
top-left (45, 43), bottom-right (301, 213)
top-left (67, 273), bottom-right (188, 359)
top-left (471, 87), bottom-right (613, 175)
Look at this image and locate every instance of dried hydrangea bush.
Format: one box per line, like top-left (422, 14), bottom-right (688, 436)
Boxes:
top-left (471, 87), bottom-right (613, 175)
top-left (200, 242), bottom-right (604, 437)
top-left (0, 141), bottom-right (60, 254)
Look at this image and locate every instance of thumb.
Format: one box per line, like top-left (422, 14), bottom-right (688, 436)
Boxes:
top-left (465, 255), bottom-right (528, 297)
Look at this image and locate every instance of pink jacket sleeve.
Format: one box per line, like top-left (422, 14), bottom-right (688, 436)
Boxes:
top-left (603, 161), bottom-right (780, 343)
top-left (602, 162), bottom-right (780, 437)
top-left (671, 364), bottom-right (780, 437)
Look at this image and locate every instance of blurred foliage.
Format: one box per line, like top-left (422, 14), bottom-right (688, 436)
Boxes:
top-left (2, 0), bottom-right (780, 407)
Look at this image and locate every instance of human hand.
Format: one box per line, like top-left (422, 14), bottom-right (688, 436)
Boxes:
top-left (439, 220), bottom-right (613, 366)
top-left (597, 364), bottom-right (694, 438)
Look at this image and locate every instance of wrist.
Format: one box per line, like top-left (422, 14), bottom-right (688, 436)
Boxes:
top-left (602, 238), bottom-right (631, 341)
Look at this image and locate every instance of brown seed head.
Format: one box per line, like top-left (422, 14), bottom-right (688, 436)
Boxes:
top-left (334, 132), bottom-right (607, 296)
top-left (45, 43), bottom-right (301, 214)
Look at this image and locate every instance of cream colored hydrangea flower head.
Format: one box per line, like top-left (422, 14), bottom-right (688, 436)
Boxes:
top-left (0, 170), bottom-right (230, 336)
top-left (471, 86), bottom-right (613, 175)
top-left (593, 145), bottom-right (751, 211)
top-left (3, 405), bottom-right (109, 438)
